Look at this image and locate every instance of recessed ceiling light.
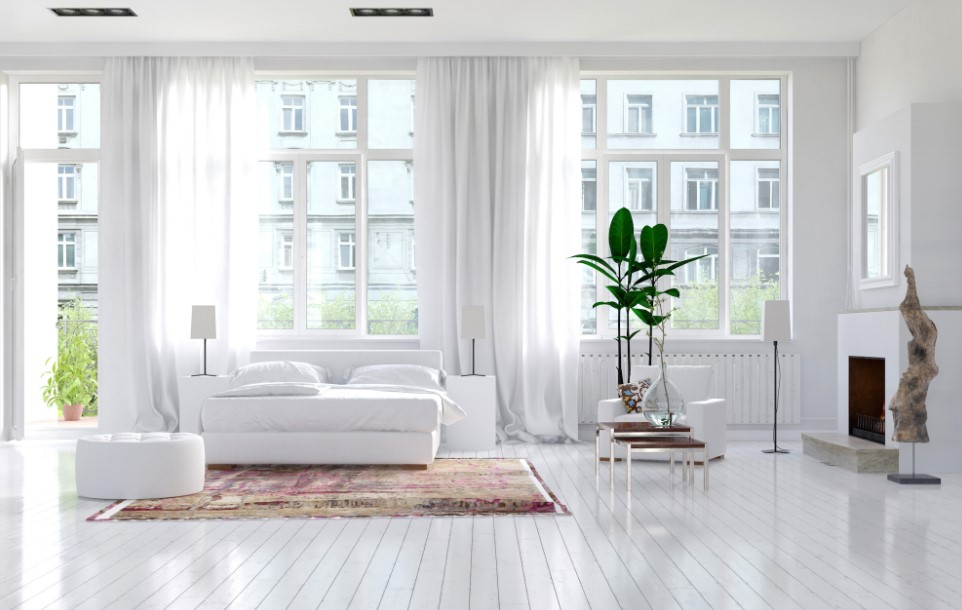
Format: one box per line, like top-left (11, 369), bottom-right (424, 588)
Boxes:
top-left (50, 7), bottom-right (137, 17)
top-left (350, 7), bottom-right (433, 17)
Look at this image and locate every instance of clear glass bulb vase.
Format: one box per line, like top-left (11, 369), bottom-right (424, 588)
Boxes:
top-left (642, 371), bottom-right (686, 426)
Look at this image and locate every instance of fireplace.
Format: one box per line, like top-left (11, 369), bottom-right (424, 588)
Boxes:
top-left (848, 356), bottom-right (886, 444)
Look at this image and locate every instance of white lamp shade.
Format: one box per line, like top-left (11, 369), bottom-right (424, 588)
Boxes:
top-left (461, 305), bottom-right (486, 340)
top-left (190, 305), bottom-right (217, 340)
top-left (762, 300), bottom-right (792, 342)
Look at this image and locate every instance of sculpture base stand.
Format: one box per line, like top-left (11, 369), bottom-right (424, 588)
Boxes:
top-left (887, 441), bottom-right (941, 485)
top-left (887, 473), bottom-right (941, 485)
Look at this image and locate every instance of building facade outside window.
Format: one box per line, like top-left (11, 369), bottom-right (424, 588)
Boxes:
top-left (583, 76), bottom-right (785, 336)
top-left (256, 78), bottom-right (415, 335)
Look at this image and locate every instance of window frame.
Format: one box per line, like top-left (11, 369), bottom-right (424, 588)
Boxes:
top-left (280, 94), bottom-right (306, 134)
top-left (581, 93), bottom-right (597, 135)
top-left (57, 95), bottom-right (76, 134)
top-left (684, 167), bottom-right (719, 211)
top-left (683, 94), bottom-right (719, 135)
top-left (338, 95), bottom-right (358, 134)
top-left (277, 161), bottom-right (294, 202)
top-left (624, 166), bottom-right (654, 212)
top-left (623, 93), bottom-right (653, 135)
top-left (278, 232), bottom-right (294, 270)
top-left (257, 74), bottom-right (416, 340)
top-left (57, 231), bottom-right (78, 269)
top-left (756, 166), bottom-right (779, 210)
top-left (58, 163), bottom-right (79, 203)
top-left (336, 230), bottom-right (357, 270)
top-left (755, 93), bottom-right (780, 136)
top-left (581, 73), bottom-right (788, 340)
top-left (337, 162), bottom-right (357, 202)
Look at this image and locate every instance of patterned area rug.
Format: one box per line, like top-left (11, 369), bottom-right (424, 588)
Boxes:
top-left (88, 458), bottom-right (568, 521)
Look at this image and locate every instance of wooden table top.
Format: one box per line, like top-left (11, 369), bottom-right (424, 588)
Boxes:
top-left (620, 436), bottom-right (706, 449)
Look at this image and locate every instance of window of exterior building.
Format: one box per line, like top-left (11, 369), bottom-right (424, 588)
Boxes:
top-left (757, 167), bottom-right (779, 209)
top-left (339, 96), bottom-right (358, 133)
top-left (582, 94), bottom-right (596, 135)
top-left (280, 95), bottom-right (305, 132)
top-left (58, 164), bottom-right (78, 202)
top-left (756, 94), bottom-right (780, 135)
top-left (625, 94), bottom-right (653, 134)
top-left (584, 75), bottom-right (786, 337)
top-left (685, 168), bottom-right (718, 210)
top-left (337, 232), bottom-right (356, 270)
top-left (58, 232), bottom-right (77, 268)
top-left (279, 233), bottom-right (294, 270)
top-left (278, 162), bottom-right (294, 202)
top-left (582, 165), bottom-right (597, 211)
top-left (57, 95), bottom-right (76, 133)
top-left (625, 167), bottom-right (653, 211)
top-left (685, 95), bottom-right (718, 134)
top-left (338, 163), bottom-right (356, 202)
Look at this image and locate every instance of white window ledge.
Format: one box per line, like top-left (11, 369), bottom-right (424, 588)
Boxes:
top-left (679, 132), bottom-right (719, 137)
top-left (277, 130), bottom-right (307, 136)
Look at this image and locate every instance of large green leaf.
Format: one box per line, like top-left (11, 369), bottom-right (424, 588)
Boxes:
top-left (574, 259), bottom-right (620, 285)
top-left (639, 223), bottom-right (668, 264)
top-left (665, 253), bottom-right (708, 272)
top-left (608, 208), bottom-right (635, 260)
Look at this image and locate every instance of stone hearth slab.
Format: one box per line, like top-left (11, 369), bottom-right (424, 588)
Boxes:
top-left (802, 433), bottom-right (899, 473)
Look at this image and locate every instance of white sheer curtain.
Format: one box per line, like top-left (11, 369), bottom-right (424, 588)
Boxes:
top-left (99, 58), bottom-right (258, 433)
top-left (415, 57), bottom-right (582, 441)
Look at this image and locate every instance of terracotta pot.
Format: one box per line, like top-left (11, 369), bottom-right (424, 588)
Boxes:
top-left (62, 404), bottom-right (83, 421)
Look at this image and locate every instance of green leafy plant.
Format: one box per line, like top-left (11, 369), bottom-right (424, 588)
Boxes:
top-left (41, 298), bottom-right (98, 415)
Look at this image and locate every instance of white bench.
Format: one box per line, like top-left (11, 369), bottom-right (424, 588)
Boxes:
top-left (76, 432), bottom-right (205, 500)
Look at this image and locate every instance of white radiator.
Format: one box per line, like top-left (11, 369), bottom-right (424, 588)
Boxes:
top-left (578, 353), bottom-right (801, 425)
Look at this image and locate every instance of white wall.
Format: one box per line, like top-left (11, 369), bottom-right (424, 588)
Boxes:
top-left (857, 0), bottom-right (962, 130)
top-left (581, 57), bottom-right (851, 433)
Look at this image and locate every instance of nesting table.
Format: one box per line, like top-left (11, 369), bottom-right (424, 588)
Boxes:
top-left (596, 421), bottom-right (708, 491)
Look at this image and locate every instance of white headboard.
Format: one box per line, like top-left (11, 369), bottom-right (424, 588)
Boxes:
top-left (249, 350), bottom-right (443, 384)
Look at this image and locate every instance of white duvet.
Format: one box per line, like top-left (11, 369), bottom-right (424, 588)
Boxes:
top-left (201, 382), bottom-right (467, 434)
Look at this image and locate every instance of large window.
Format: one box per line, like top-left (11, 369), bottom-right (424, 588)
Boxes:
top-left (280, 95), bottom-right (305, 132)
top-left (58, 164), bottom-right (78, 202)
top-left (257, 77), bottom-right (416, 336)
top-left (57, 95), bottom-right (75, 133)
top-left (582, 76), bottom-right (786, 337)
top-left (57, 232), bottom-right (77, 268)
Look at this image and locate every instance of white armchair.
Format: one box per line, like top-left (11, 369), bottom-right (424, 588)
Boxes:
top-left (597, 365), bottom-right (727, 460)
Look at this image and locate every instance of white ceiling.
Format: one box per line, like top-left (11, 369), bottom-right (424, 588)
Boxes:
top-left (0, 0), bottom-right (915, 44)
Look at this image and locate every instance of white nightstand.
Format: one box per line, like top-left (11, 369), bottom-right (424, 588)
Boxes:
top-left (443, 375), bottom-right (497, 451)
top-left (177, 376), bottom-right (231, 434)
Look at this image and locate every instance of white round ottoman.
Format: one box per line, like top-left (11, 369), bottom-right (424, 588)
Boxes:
top-left (76, 432), bottom-right (205, 500)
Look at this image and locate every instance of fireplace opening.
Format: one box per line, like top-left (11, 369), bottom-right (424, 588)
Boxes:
top-left (849, 356), bottom-right (886, 444)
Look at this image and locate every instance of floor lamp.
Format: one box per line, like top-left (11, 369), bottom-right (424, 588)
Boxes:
top-left (762, 300), bottom-right (792, 454)
top-left (461, 305), bottom-right (485, 376)
top-left (191, 305), bottom-right (216, 377)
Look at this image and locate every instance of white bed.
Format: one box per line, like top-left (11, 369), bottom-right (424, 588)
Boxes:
top-left (201, 350), bottom-right (457, 466)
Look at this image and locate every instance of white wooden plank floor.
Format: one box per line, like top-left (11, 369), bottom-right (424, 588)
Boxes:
top-left (1, 440), bottom-right (960, 609)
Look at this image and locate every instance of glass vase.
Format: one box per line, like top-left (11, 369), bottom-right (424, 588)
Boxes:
top-left (642, 372), bottom-right (686, 426)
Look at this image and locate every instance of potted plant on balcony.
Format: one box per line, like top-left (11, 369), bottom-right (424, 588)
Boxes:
top-left (41, 299), bottom-right (98, 422)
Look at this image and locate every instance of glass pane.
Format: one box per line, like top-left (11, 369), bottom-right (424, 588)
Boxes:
top-left (369, 80), bottom-right (415, 149)
top-left (731, 80), bottom-right (781, 149)
top-left (607, 160), bottom-right (658, 332)
top-left (20, 83), bottom-right (101, 149)
top-left (367, 161), bottom-right (417, 335)
top-left (256, 80), bottom-right (358, 150)
top-left (670, 161), bottom-right (719, 330)
top-left (608, 80), bottom-right (719, 149)
top-left (257, 161), bottom-right (295, 330)
top-left (581, 80), bottom-right (597, 149)
top-left (863, 166), bottom-right (888, 279)
top-left (305, 161), bottom-right (357, 330)
top-left (23, 161), bottom-right (100, 424)
top-left (730, 161), bottom-right (781, 335)
top-left (580, 160), bottom-right (597, 334)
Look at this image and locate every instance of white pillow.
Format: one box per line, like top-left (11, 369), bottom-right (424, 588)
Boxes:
top-left (230, 361), bottom-right (329, 388)
top-left (214, 382), bottom-right (322, 398)
top-left (345, 364), bottom-right (446, 391)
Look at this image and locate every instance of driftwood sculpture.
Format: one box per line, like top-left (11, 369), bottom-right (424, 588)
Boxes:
top-left (889, 266), bottom-right (938, 443)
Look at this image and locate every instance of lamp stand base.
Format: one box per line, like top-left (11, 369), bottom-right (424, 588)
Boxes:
top-left (762, 448), bottom-right (790, 454)
top-left (461, 373), bottom-right (485, 377)
top-left (191, 373), bottom-right (216, 377)
top-left (887, 473), bottom-right (941, 485)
